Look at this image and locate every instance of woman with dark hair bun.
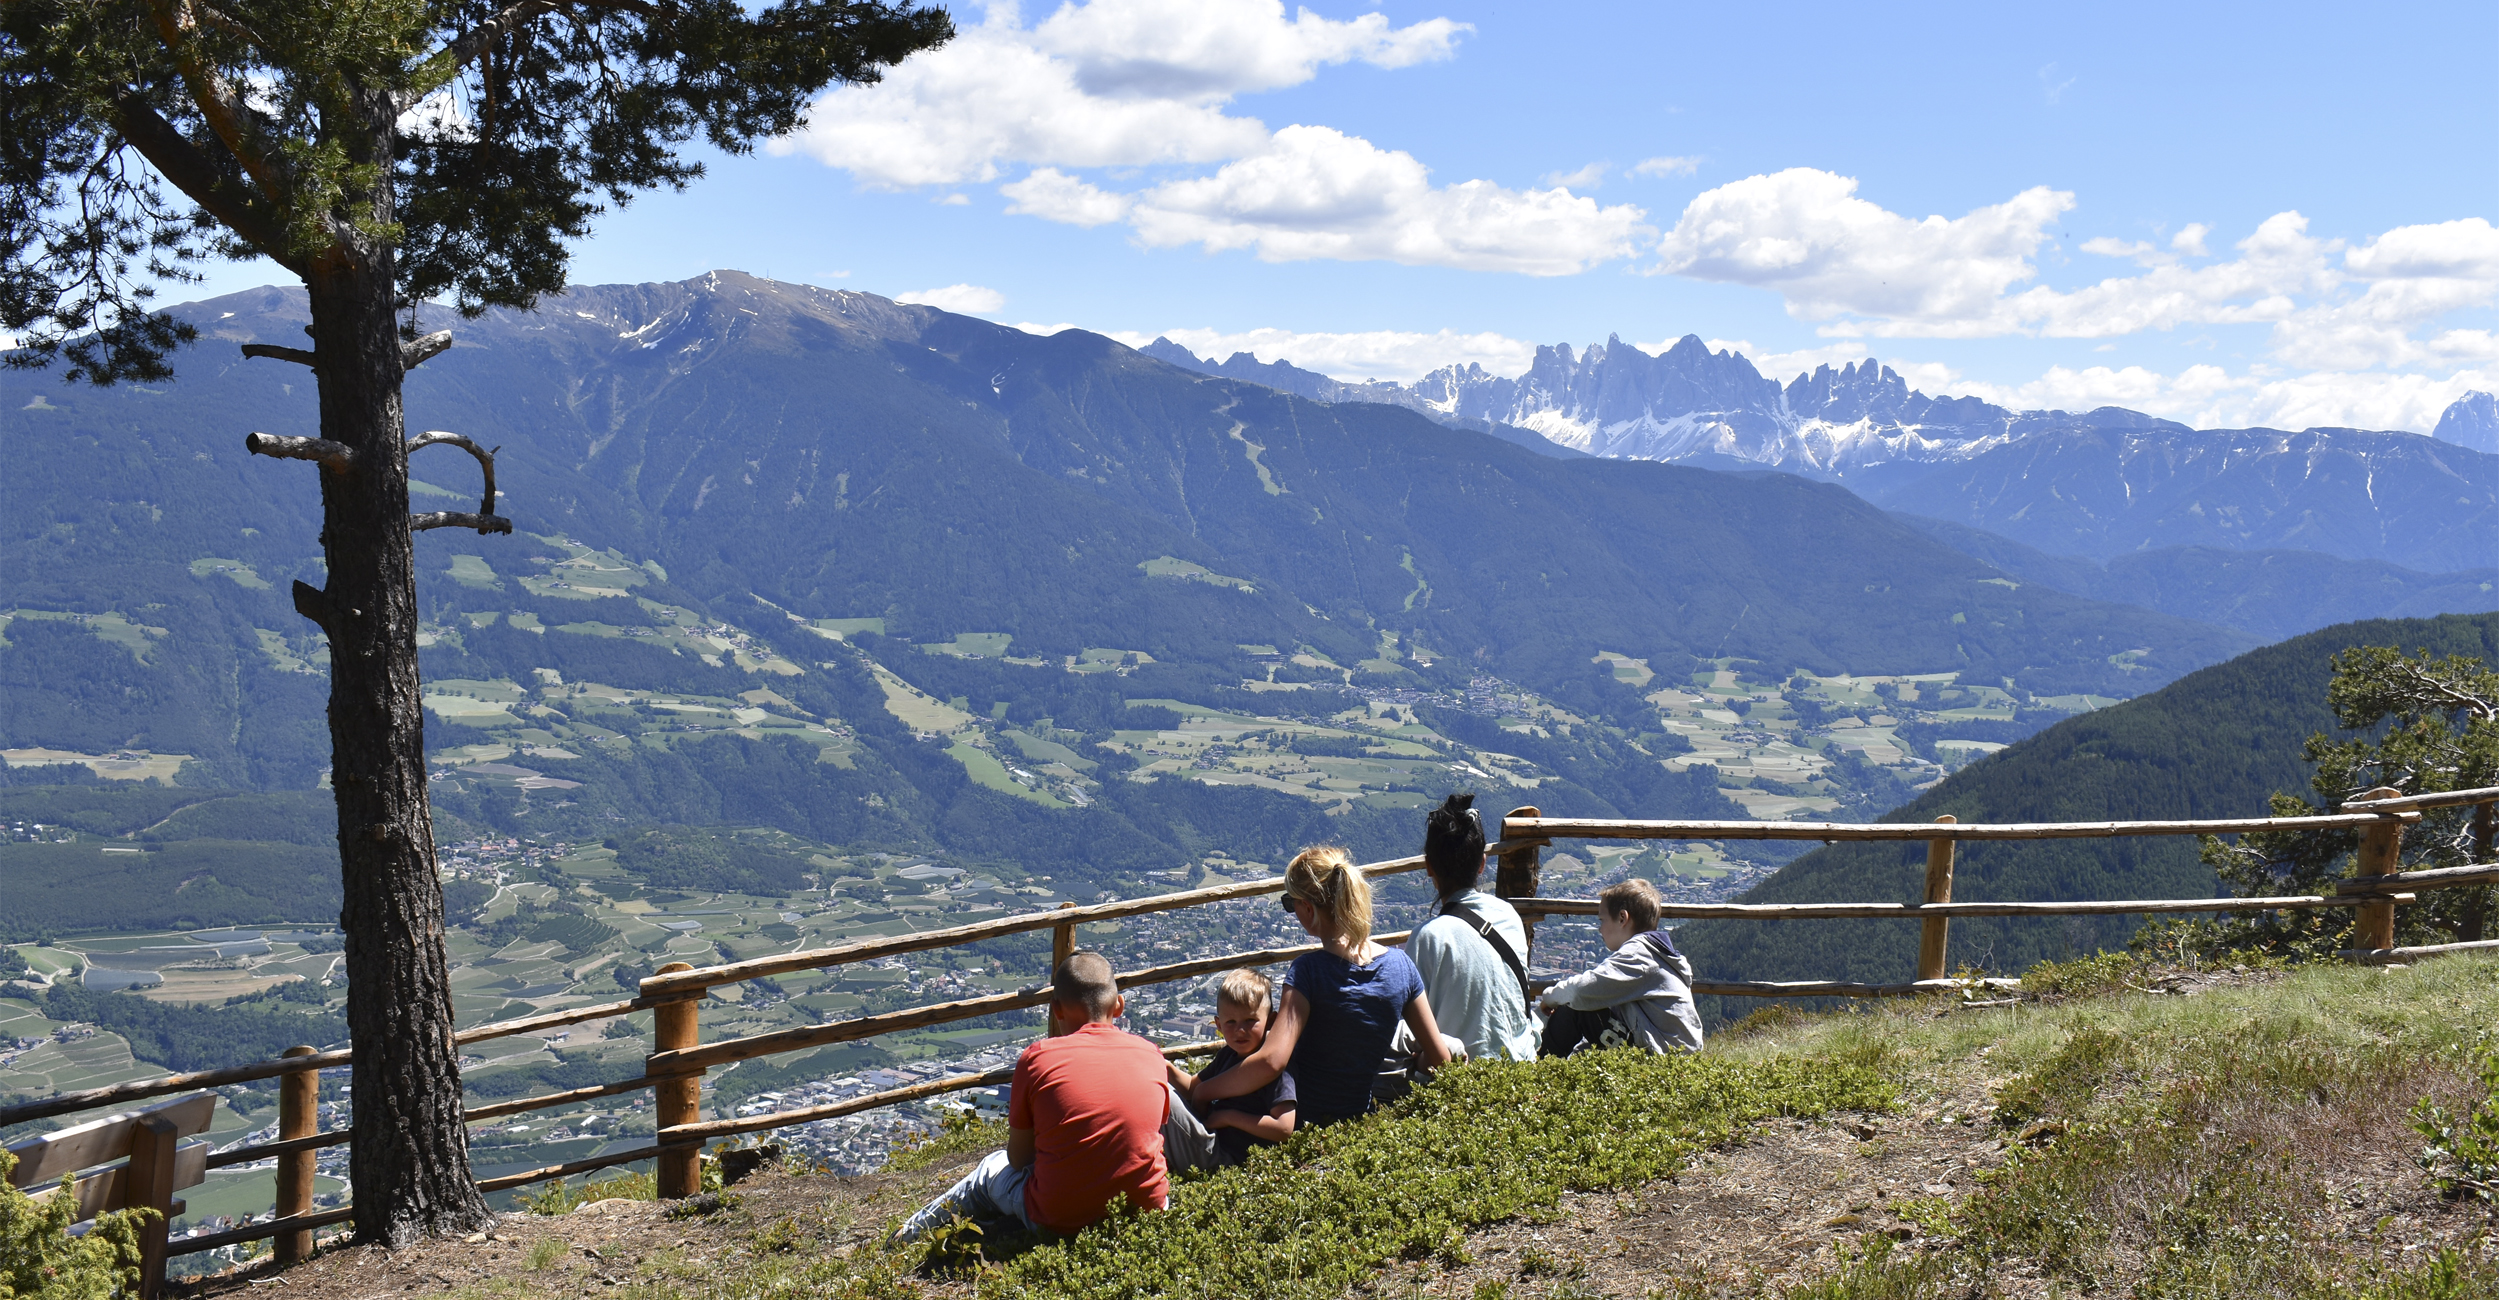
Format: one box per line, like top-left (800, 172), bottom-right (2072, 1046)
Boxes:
top-left (1403, 793), bottom-right (1540, 1062)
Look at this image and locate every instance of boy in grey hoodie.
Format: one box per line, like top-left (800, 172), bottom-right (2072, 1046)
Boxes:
top-left (1536, 878), bottom-right (1704, 1056)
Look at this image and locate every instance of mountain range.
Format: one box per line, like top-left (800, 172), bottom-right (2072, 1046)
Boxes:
top-left (1146, 338), bottom-right (2498, 574)
top-left (0, 272), bottom-right (2488, 915)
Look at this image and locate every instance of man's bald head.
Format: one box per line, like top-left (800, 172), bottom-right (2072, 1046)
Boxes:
top-left (1053, 950), bottom-right (1120, 1020)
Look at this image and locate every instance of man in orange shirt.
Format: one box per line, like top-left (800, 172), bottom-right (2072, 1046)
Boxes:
top-left (892, 950), bottom-right (1182, 1241)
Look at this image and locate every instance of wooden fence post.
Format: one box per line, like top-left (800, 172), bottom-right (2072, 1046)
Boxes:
top-left (1048, 902), bottom-right (1078, 1035)
top-left (648, 961), bottom-right (703, 1198)
top-left (127, 1114), bottom-right (178, 1300)
top-left (2468, 798), bottom-right (2497, 943)
top-left (1496, 806), bottom-right (1542, 962)
top-left (2354, 787), bottom-right (2405, 952)
top-left (275, 1046), bottom-right (318, 1264)
top-left (1916, 816), bottom-right (1957, 982)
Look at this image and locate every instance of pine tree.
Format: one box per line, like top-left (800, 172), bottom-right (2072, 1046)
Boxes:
top-left (0, 0), bottom-right (949, 1243)
top-left (2195, 645), bottom-right (2497, 954)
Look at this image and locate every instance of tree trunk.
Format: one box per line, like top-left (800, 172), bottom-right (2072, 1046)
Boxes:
top-left (303, 97), bottom-right (490, 1246)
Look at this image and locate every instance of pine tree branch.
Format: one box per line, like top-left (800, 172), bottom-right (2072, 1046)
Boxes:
top-left (403, 331), bottom-right (454, 371)
top-left (407, 430), bottom-right (506, 531)
top-left (241, 343), bottom-right (318, 368)
top-left (2393, 660), bottom-right (2497, 722)
top-left (411, 511), bottom-right (514, 534)
top-left (191, 0), bottom-right (281, 58)
top-left (141, 0), bottom-right (290, 205)
top-left (407, 0), bottom-right (662, 107)
top-left (105, 93), bottom-right (291, 260)
top-left (245, 431), bottom-right (355, 474)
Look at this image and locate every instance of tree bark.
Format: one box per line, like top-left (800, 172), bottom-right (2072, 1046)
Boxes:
top-left (304, 92), bottom-right (491, 1246)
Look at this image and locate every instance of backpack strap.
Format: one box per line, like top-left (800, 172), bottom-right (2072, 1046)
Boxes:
top-left (1439, 897), bottom-right (1532, 1014)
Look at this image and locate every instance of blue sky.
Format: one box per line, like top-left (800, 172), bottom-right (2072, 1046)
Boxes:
top-left (186, 0), bottom-right (2496, 430)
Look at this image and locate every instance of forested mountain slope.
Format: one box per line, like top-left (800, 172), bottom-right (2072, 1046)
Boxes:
top-left (1672, 613), bottom-right (2498, 1015)
top-left (0, 274), bottom-right (2253, 793)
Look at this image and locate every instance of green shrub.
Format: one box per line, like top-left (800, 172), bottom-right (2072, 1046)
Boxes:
top-left (2017, 951), bottom-right (2144, 1000)
top-left (0, 1147), bottom-right (152, 1300)
top-left (2411, 1035), bottom-right (2497, 1201)
top-left (1991, 1026), bottom-right (2125, 1128)
top-left (971, 1048), bottom-right (1893, 1299)
top-left (520, 1168), bottom-right (655, 1215)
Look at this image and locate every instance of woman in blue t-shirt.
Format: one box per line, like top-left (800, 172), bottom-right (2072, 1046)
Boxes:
top-left (1183, 846), bottom-right (1451, 1126)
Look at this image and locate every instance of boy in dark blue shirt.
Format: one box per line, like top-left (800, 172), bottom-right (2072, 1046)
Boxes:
top-left (1169, 969), bottom-right (1297, 1165)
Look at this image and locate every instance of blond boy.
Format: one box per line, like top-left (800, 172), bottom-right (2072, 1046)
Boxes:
top-left (1167, 968), bottom-right (1298, 1165)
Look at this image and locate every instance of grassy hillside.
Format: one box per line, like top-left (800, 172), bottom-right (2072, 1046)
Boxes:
top-left (184, 953), bottom-right (2494, 1298)
top-left (1673, 613), bottom-right (2498, 1008)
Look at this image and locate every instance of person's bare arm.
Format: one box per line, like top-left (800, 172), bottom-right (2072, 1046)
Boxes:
top-left (1403, 993), bottom-right (1452, 1069)
top-left (1192, 990), bottom-right (1304, 1101)
top-left (1167, 1060), bottom-right (1197, 1098)
top-left (1210, 1101), bottom-right (1297, 1143)
top-left (1005, 1126), bottom-right (1036, 1169)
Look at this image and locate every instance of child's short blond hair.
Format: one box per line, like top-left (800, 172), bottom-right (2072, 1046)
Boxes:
top-left (1215, 968), bottom-right (1272, 1017)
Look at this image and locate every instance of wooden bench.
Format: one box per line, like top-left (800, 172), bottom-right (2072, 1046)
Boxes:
top-left (5, 1092), bottom-right (215, 1298)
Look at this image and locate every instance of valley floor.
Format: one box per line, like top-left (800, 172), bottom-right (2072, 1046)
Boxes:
top-left (181, 954), bottom-right (2494, 1300)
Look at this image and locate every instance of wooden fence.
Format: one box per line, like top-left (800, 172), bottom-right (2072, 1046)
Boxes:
top-left (2, 785), bottom-right (2491, 1276)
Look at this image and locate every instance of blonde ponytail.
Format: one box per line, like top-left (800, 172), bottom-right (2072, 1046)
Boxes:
top-left (1285, 845), bottom-right (1373, 952)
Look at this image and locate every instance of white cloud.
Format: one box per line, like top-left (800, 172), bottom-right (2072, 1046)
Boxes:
top-left (2079, 236), bottom-right (2169, 267)
top-left (775, 1), bottom-right (1633, 276)
top-left (1653, 171), bottom-right (2494, 387)
top-left (1917, 360), bottom-right (2489, 433)
top-left (1002, 169), bottom-right (1132, 227)
top-left (1034, 0), bottom-right (1466, 99)
top-left (1106, 324), bottom-right (1538, 384)
top-left (1119, 127), bottom-right (1645, 274)
top-left (1631, 155), bottom-right (1701, 178)
top-left (1542, 161), bottom-right (1608, 190)
top-left (1654, 168), bottom-right (2074, 334)
top-left (775, 0), bottom-right (1462, 187)
top-left (2037, 62), bottom-right (2076, 105)
top-left (895, 283), bottom-right (1007, 315)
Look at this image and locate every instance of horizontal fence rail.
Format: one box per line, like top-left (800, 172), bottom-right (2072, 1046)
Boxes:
top-left (1, 788), bottom-right (2482, 1275)
top-left (644, 933), bottom-right (1412, 1076)
top-left (664, 1040), bottom-right (1225, 1147)
top-left (1500, 809), bottom-right (2423, 843)
top-left (637, 853), bottom-right (1438, 998)
top-left (1509, 891), bottom-right (2419, 921)
top-left (2340, 786), bottom-right (2500, 813)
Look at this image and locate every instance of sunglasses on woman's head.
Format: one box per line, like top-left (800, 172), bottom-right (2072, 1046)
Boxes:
top-left (1279, 893), bottom-right (1302, 912)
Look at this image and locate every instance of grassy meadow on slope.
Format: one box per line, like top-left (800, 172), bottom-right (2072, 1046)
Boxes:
top-left (184, 953), bottom-right (2493, 1299)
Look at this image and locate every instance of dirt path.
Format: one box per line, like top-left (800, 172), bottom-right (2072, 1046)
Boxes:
top-left (1378, 1074), bottom-right (2006, 1299)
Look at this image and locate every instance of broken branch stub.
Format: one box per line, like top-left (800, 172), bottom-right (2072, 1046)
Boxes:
top-left (244, 431), bottom-right (354, 475)
top-left (410, 511), bottom-right (513, 534)
top-left (406, 430), bottom-right (510, 534)
top-left (402, 331), bottom-right (452, 371)
top-left (240, 343), bottom-right (318, 368)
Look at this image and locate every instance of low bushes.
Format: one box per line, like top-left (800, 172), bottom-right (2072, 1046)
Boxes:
top-left (979, 1048), bottom-right (1893, 1298)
